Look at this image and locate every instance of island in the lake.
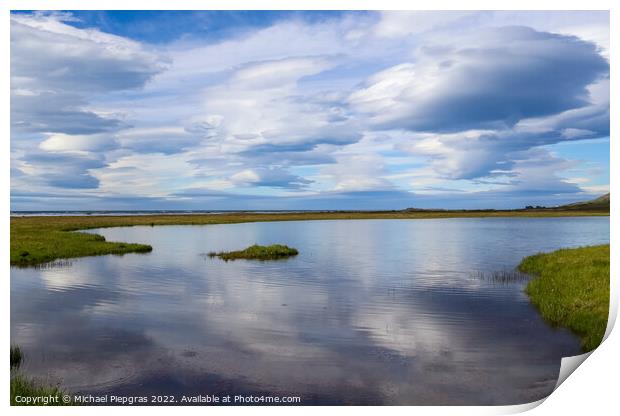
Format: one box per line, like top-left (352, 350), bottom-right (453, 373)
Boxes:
top-left (207, 244), bottom-right (299, 261)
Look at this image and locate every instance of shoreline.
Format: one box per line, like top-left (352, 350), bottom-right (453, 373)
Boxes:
top-left (11, 211), bottom-right (608, 266)
top-left (519, 245), bottom-right (610, 352)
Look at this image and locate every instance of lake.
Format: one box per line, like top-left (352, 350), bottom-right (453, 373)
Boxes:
top-left (10, 217), bottom-right (610, 405)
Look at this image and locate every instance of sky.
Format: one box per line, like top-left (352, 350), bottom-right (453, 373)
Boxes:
top-left (10, 10), bottom-right (610, 210)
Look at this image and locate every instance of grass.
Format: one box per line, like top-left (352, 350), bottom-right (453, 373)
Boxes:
top-left (208, 244), bottom-right (299, 261)
top-left (10, 347), bottom-right (74, 406)
top-left (11, 216), bottom-right (152, 266)
top-left (11, 210), bottom-right (608, 267)
top-left (519, 244), bottom-right (610, 352)
top-left (10, 375), bottom-right (72, 406)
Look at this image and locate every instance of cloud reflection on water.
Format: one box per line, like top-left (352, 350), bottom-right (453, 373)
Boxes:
top-left (11, 218), bottom-right (609, 404)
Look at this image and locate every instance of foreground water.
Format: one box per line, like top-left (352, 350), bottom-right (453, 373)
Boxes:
top-left (11, 217), bottom-right (609, 405)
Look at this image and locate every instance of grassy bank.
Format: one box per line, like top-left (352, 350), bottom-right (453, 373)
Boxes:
top-left (11, 210), bottom-right (607, 266)
top-left (208, 244), bottom-right (298, 261)
top-left (10, 375), bottom-right (71, 406)
top-left (10, 346), bottom-right (73, 406)
top-left (519, 245), bottom-right (610, 352)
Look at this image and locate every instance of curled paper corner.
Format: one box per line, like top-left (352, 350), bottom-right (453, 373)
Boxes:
top-left (551, 306), bottom-right (617, 393)
top-left (501, 397), bottom-right (547, 414)
top-left (506, 313), bottom-right (616, 413)
top-left (554, 351), bottom-right (593, 390)
top-left (505, 352), bottom-right (595, 414)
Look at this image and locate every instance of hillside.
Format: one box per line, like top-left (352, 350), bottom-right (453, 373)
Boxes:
top-left (557, 193), bottom-right (610, 211)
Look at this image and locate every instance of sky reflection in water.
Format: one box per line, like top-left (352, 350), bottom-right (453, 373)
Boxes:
top-left (11, 217), bottom-right (610, 405)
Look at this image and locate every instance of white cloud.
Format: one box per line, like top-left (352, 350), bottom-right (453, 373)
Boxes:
top-left (93, 153), bottom-right (198, 197)
top-left (230, 167), bottom-right (312, 190)
top-left (11, 12), bottom-right (166, 135)
top-left (349, 26), bottom-right (608, 133)
top-left (324, 153), bottom-right (392, 192)
top-left (152, 19), bottom-right (361, 91)
top-left (373, 11), bottom-right (474, 38)
top-left (11, 12), bottom-right (165, 94)
top-left (230, 169), bottom-right (260, 184)
top-left (39, 133), bottom-right (119, 153)
top-left (191, 56), bottom-right (359, 156)
top-left (117, 127), bottom-right (203, 154)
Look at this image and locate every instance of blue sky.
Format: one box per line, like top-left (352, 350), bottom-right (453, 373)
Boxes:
top-left (10, 11), bottom-right (609, 210)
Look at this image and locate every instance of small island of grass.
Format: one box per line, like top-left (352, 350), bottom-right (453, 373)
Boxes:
top-left (207, 244), bottom-right (299, 261)
top-left (518, 244), bottom-right (609, 352)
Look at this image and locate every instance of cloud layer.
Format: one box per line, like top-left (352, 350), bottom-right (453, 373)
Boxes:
top-left (350, 27), bottom-right (608, 132)
top-left (10, 11), bottom-right (609, 210)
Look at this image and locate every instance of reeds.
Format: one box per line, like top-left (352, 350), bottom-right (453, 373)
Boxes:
top-left (471, 269), bottom-right (531, 283)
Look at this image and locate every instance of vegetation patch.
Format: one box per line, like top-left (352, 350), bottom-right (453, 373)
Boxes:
top-left (207, 244), bottom-right (299, 261)
top-left (10, 375), bottom-right (73, 406)
top-left (519, 244), bottom-right (610, 352)
top-left (11, 218), bottom-right (153, 266)
top-left (10, 346), bottom-right (74, 406)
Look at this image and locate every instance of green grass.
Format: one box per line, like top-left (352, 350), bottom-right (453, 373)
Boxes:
top-left (519, 244), bottom-right (610, 352)
top-left (208, 244), bottom-right (299, 261)
top-left (11, 210), bottom-right (607, 266)
top-left (10, 375), bottom-right (72, 406)
top-left (10, 347), bottom-right (74, 406)
top-left (11, 216), bottom-right (153, 266)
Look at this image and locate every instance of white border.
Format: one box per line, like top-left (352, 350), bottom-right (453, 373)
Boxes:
top-left (2, 1), bottom-right (617, 415)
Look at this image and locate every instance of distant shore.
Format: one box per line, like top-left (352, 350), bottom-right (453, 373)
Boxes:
top-left (11, 210), bottom-right (608, 266)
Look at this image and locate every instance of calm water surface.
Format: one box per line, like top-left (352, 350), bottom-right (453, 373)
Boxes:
top-left (11, 217), bottom-right (609, 405)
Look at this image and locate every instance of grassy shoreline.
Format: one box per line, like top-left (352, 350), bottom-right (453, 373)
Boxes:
top-left (11, 210), bottom-right (607, 266)
top-left (10, 346), bottom-right (74, 406)
top-left (519, 245), bottom-right (610, 352)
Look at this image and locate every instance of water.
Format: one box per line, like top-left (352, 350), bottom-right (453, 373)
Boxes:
top-left (11, 217), bottom-right (609, 405)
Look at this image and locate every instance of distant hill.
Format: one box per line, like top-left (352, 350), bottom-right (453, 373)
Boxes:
top-left (556, 193), bottom-right (610, 212)
top-left (403, 193), bottom-right (610, 213)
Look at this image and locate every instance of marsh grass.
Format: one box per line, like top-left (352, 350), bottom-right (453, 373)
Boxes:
top-left (11, 210), bottom-right (607, 266)
top-left (10, 347), bottom-right (74, 406)
top-left (207, 244), bottom-right (299, 261)
top-left (472, 269), bottom-right (531, 284)
top-left (10, 375), bottom-right (71, 406)
top-left (519, 245), bottom-right (610, 352)
top-left (11, 222), bottom-right (152, 267)
top-left (30, 259), bottom-right (74, 270)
